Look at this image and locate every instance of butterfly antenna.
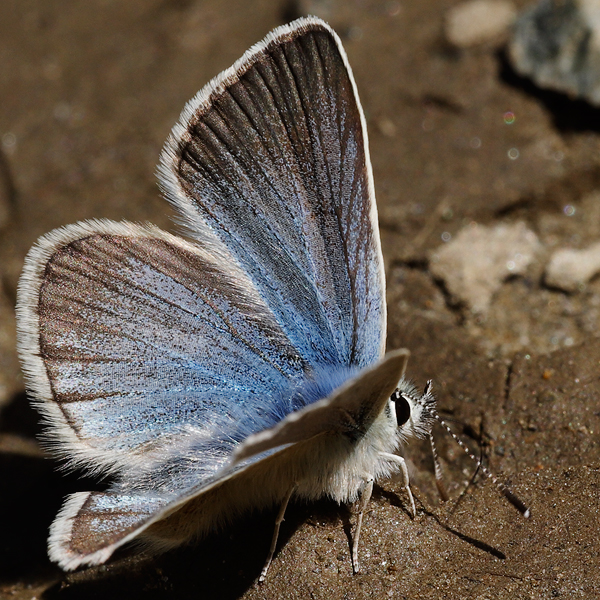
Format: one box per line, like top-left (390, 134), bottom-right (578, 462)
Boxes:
top-left (420, 382), bottom-right (530, 518)
top-left (429, 433), bottom-right (449, 501)
top-left (449, 428), bottom-right (483, 515)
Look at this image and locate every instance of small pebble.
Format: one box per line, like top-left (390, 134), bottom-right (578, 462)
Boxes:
top-left (545, 242), bottom-right (600, 292)
top-left (445, 0), bottom-right (517, 48)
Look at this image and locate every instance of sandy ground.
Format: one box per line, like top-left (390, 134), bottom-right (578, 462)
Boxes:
top-left (1, 0), bottom-right (599, 598)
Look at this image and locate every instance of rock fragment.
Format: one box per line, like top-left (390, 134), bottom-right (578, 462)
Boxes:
top-left (509, 0), bottom-right (600, 106)
top-left (545, 242), bottom-right (600, 292)
top-left (445, 0), bottom-right (517, 47)
top-left (429, 221), bottom-right (541, 313)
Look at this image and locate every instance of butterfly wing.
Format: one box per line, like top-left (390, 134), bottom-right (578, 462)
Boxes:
top-left (16, 220), bottom-right (306, 475)
top-left (47, 491), bottom-right (169, 570)
top-left (159, 17), bottom-right (385, 370)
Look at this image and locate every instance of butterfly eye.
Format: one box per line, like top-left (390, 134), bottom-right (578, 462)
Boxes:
top-left (392, 392), bottom-right (411, 427)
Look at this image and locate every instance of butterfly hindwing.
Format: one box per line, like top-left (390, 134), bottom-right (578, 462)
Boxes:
top-left (48, 491), bottom-right (169, 571)
top-left (47, 351), bottom-right (409, 571)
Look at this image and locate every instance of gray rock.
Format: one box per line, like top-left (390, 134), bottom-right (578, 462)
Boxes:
top-left (509, 0), bottom-right (600, 106)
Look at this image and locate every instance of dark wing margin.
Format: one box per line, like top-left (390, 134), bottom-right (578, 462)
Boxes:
top-left (16, 220), bottom-right (305, 476)
top-left (158, 17), bottom-right (386, 370)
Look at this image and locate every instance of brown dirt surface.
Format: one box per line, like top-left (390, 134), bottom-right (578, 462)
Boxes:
top-left (1, 1), bottom-right (599, 598)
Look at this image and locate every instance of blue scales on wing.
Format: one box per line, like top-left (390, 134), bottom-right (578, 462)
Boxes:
top-left (27, 223), bottom-right (307, 473)
top-left (159, 18), bottom-right (385, 371)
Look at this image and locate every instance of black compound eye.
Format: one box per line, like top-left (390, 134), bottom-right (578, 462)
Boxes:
top-left (392, 393), bottom-right (411, 427)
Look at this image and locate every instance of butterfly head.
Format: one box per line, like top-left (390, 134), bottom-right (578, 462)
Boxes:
top-left (389, 378), bottom-right (531, 517)
top-left (389, 378), bottom-right (436, 443)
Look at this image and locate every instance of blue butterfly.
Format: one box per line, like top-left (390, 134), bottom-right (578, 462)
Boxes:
top-left (16, 17), bottom-right (508, 580)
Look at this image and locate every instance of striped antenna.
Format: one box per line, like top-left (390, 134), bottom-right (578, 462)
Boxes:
top-left (429, 433), bottom-right (449, 502)
top-left (419, 381), bottom-right (531, 518)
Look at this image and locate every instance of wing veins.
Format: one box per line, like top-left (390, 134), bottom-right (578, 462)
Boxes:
top-left (44, 239), bottom-right (297, 377)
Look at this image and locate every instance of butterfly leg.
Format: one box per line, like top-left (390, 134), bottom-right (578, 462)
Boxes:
top-left (352, 475), bottom-right (374, 574)
top-left (259, 483), bottom-right (297, 583)
top-left (379, 452), bottom-right (416, 518)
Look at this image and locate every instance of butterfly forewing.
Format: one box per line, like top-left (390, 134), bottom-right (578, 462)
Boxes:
top-left (18, 221), bottom-right (306, 475)
top-left (160, 18), bottom-right (385, 369)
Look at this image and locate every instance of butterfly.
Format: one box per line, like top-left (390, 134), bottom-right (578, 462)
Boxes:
top-left (15, 16), bottom-right (526, 581)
